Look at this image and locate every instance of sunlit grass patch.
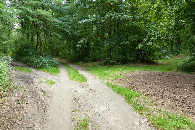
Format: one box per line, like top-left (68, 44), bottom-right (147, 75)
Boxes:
top-left (75, 118), bottom-right (89, 130)
top-left (82, 57), bottom-right (183, 79)
top-left (149, 113), bottom-right (195, 130)
top-left (38, 67), bottom-right (60, 75)
top-left (61, 62), bottom-right (87, 83)
top-left (45, 80), bottom-right (55, 87)
top-left (107, 83), bottom-right (148, 114)
top-left (15, 66), bottom-right (33, 73)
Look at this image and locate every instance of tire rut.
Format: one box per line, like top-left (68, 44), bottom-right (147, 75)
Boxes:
top-left (43, 64), bottom-right (73, 130)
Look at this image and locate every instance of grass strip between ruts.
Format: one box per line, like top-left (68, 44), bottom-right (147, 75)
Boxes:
top-left (61, 62), bottom-right (87, 83)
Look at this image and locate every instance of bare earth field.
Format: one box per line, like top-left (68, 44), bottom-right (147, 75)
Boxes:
top-left (114, 71), bottom-right (195, 120)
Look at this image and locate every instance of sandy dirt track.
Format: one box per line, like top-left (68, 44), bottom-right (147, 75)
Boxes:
top-left (0, 61), bottom-right (152, 130)
top-left (62, 60), bottom-right (152, 130)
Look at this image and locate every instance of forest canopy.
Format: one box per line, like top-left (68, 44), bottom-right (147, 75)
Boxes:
top-left (0, 0), bottom-right (194, 65)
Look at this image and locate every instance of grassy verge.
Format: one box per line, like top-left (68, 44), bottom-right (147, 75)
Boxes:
top-left (75, 118), bottom-right (89, 130)
top-left (15, 66), bottom-right (33, 73)
top-left (81, 57), bottom-right (194, 129)
top-left (107, 83), bottom-right (148, 114)
top-left (149, 113), bottom-right (195, 130)
top-left (107, 83), bottom-right (195, 130)
top-left (38, 67), bottom-right (60, 75)
top-left (82, 58), bottom-right (183, 79)
top-left (61, 62), bottom-right (87, 83)
top-left (45, 80), bottom-right (55, 87)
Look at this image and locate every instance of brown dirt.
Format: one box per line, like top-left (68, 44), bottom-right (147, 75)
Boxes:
top-left (0, 86), bottom-right (27, 129)
top-left (0, 62), bottom-right (74, 130)
top-left (0, 62), bottom-right (55, 129)
top-left (114, 71), bottom-right (195, 120)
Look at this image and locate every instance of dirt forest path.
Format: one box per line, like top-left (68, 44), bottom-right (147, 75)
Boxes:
top-left (7, 61), bottom-right (152, 130)
top-left (43, 64), bottom-right (73, 130)
top-left (58, 60), bottom-right (152, 130)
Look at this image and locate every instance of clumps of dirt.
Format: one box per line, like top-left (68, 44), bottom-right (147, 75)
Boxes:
top-left (0, 88), bottom-right (27, 129)
top-left (72, 82), bottom-right (100, 129)
top-left (0, 66), bottom-right (53, 129)
top-left (115, 71), bottom-right (195, 120)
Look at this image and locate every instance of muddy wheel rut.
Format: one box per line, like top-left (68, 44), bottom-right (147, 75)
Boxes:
top-left (43, 64), bottom-right (73, 130)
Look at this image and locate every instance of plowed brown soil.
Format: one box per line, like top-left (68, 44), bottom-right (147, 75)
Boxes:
top-left (115, 71), bottom-right (195, 120)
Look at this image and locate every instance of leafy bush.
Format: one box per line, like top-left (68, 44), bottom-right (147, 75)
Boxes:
top-left (102, 40), bottom-right (157, 65)
top-left (22, 54), bottom-right (58, 68)
top-left (14, 41), bottom-right (58, 68)
top-left (135, 44), bottom-right (157, 63)
top-left (178, 56), bottom-right (195, 72)
top-left (102, 40), bottom-right (125, 65)
top-left (0, 56), bottom-right (12, 94)
top-left (13, 40), bottom-right (35, 60)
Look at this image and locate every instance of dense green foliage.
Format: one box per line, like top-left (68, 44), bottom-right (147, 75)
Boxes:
top-left (14, 41), bottom-right (58, 68)
top-left (0, 2), bottom-right (15, 55)
top-left (2, 0), bottom-right (192, 67)
top-left (0, 0), bottom-right (194, 68)
top-left (23, 55), bottom-right (58, 68)
top-left (178, 56), bottom-right (195, 72)
top-left (0, 56), bottom-right (12, 95)
top-left (0, 2), bottom-right (15, 96)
